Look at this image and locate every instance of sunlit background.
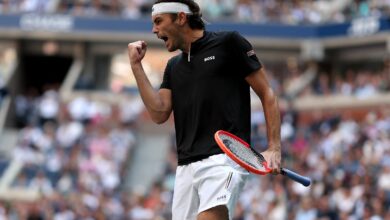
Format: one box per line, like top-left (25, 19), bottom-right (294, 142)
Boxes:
top-left (0, 0), bottom-right (389, 219)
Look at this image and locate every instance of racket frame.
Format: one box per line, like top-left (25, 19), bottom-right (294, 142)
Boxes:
top-left (214, 130), bottom-right (271, 175)
top-left (215, 130), bottom-right (312, 187)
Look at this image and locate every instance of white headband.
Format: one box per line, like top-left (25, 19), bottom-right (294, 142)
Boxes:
top-left (151, 2), bottom-right (193, 16)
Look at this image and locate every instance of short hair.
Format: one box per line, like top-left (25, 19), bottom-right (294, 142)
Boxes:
top-left (153, 0), bottom-right (205, 30)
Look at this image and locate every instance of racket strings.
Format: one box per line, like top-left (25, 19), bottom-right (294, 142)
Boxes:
top-left (220, 134), bottom-right (266, 171)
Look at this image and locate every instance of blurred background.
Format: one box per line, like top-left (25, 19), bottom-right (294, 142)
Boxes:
top-left (0, 0), bottom-right (389, 219)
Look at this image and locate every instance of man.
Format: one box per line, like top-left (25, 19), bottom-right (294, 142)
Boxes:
top-left (128, 0), bottom-right (282, 219)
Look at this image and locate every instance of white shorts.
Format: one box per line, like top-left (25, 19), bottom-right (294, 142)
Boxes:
top-left (172, 154), bottom-right (249, 220)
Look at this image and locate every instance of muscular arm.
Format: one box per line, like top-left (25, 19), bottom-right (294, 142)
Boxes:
top-left (246, 67), bottom-right (281, 149)
top-left (131, 64), bottom-right (172, 124)
top-left (246, 67), bottom-right (282, 172)
top-left (128, 41), bottom-right (172, 124)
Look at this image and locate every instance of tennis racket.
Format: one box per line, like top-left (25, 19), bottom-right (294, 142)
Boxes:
top-left (214, 130), bottom-right (311, 187)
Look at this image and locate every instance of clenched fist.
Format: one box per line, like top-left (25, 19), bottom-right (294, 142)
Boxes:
top-left (128, 41), bottom-right (147, 66)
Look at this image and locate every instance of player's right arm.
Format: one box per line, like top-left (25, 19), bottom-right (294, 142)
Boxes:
top-left (128, 41), bottom-right (172, 124)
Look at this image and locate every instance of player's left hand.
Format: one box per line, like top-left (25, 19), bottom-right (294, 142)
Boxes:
top-left (261, 148), bottom-right (281, 174)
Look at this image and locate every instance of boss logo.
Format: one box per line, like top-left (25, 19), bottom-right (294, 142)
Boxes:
top-left (204, 56), bottom-right (215, 62)
top-left (217, 195), bottom-right (227, 201)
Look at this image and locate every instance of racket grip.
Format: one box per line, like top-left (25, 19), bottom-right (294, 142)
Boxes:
top-left (281, 168), bottom-right (311, 187)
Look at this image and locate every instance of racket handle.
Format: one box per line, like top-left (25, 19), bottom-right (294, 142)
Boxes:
top-left (281, 168), bottom-right (311, 187)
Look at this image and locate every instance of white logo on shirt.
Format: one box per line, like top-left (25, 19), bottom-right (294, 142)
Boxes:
top-left (204, 56), bottom-right (215, 62)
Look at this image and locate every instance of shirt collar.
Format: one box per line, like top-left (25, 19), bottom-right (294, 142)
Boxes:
top-left (184, 30), bottom-right (210, 55)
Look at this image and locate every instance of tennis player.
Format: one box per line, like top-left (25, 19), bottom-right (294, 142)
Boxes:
top-left (128, 0), bottom-right (282, 219)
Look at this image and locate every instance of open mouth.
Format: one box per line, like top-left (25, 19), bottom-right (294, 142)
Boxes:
top-left (157, 35), bottom-right (170, 48)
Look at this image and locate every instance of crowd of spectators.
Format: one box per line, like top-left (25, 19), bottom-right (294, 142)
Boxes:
top-left (0, 45), bottom-right (14, 105)
top-left (0, 85), bottom-right (147, 219)
top-left (0, 0), bottom-right (389, 24)
top-left (244, 103), bottom-right (390, 220)
top-left (82, 102), bottom-right (389, 220)
top-left (82, 54), bottom-right (390, 219)
top-left (0, 60), bottom-right (387, 219)
top-left (0, 7), bottom-right (389, 216)
top-left (0, 51), bottom-right (388, 219)
top-left (265, 56), bottom-right (390, 99)
top-left (1, 91), bottom-right (389, 220)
